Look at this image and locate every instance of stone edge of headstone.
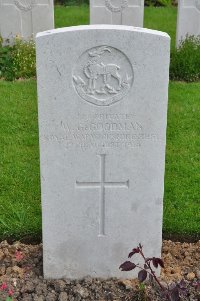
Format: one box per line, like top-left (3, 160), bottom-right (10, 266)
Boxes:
top-left (36, 25), bottom-right (170, 40)
top-left (176, 0), bottom-right (181, 47)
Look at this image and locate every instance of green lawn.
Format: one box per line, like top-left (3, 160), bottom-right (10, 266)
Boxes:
top-left (0, 80), bottom-right (41, 241)
top-left (164, 82), bottom-right (200, 240)
top-left (0, 6), bottom-right (199, 241)
top-left (55, 4), bottom-right (89, 27)
top-left (0, 80), bottom-right (199, 241)
top-left (55, 5), bottom-right (177, 49)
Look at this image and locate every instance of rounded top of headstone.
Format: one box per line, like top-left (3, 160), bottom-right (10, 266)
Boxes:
top-left (36, 25), bottom-right (170, 40)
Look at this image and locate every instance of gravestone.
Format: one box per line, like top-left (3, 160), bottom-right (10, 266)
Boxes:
top-left (90, 0), bottom-right (144, 26)
top-left (0, 0), bottom-right (54, 43)
top-left (36, 25), bottom-right (170, 279)
top-left (176, 0), bottom-right (200, 47)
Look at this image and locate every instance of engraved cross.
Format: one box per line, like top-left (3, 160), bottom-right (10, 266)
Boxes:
top-left (76, 154), bottom-right (129, 236)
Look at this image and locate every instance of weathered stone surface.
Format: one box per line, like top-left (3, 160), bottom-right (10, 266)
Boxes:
top-left (36, 25), bottom-right (170, 279)
top-left (90, 0), bottom-right (144, 26)
top-left (0, 0), bottom-right (54, 43)
top-left (176, 0), bottom-right (200, 47)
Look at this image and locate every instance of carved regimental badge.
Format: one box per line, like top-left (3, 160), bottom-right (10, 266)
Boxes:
top-left (105, 0), bottom-right (128, 12)
top-left (14, 0), bottom-right (36, 11)
top-left (73, 46), bottom-right (133, 106)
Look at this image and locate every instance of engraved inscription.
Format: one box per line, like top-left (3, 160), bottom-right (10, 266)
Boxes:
top-left (73, 46), bottom-right (133, 106)
top-left (40, 113), bottom-right (162, 150)
top-left (14, 0), bottom-right (35, 11)
top-left (105, 0), bottom-right (128, 12)
top-left (76, 154), bottom-right (129, 236)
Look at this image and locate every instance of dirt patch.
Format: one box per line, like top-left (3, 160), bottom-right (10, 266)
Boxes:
top-left (0, 240), bottom-right (199, 300)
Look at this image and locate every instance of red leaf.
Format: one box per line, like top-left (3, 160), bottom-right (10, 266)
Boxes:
top-left (119, 261), bottom-right (136, 271)
top-left (152, 257), bottom-right (158, 268)
top-left (145, 257), bottom-right (152, 262)
top-left (133, 247), bottom-right (140, 253)
top-left (0, 283), bottom-right (7, 291)
top-left (128, 251), bottom-right (134, 258)
top-left (8, 289), bottom-right (14, 297)
top-left (152, 257), bottom-right (164, 269)
top-left (128, 247), bottom-right (140, 258)
top-left (156, 258), bottom-right (164, 268)
top-left (138, 270), bottom-right (147, 282)
top-left (15, 250), bottom-right (24, 262)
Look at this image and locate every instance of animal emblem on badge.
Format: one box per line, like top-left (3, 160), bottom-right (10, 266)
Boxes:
top-left (73, 46), bottom-right (133, 106)
top-left (14, 0), bottom-right (36, 11)
top-left (105, 0), bottom-right (128, 12)
top-left (195, 0), bottom-right (200, 11)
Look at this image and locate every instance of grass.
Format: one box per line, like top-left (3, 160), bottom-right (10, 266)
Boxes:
top-left (144, 7), bottom-right (177, 50)
top-left (55, 5), bottom-right (177, 49)
top-left (0, 6), bottom-right (199, 241)
top-left (0, 80), bottom-right (199, 241)
top-left (0, 80), bottom-right (41, 240)
top-left (164, 82), bottom-right (200, 240)
top-left (55, 4), bottom-right (89, 27)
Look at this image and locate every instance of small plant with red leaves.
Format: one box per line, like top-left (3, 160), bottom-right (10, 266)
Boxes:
top-left (0, 248), bottom-right (23, 301)
top-left (0, 282), bottom-right (14, 301)
top-left (15, 249), bottom-right (24, 262)
top-left (119, 243), bottom-right (189, 301)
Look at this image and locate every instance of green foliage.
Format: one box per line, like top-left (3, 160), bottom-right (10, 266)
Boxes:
top-left (170, 36), bottom-right (200, 82)
top-left (0, 37), bottom-right (36, 81)
top-left (1, 8), bottom-right (200, 84)
top-left (145, 0), bottom-right (172, 7)
top-left (55, 0), bottom-right (172, 6)
top-left (0, 38), bottom-right (15, 81)
top-left (12, 38), bottom-right (36, 79)
top-left (54, 0), bottom-right (88, 5)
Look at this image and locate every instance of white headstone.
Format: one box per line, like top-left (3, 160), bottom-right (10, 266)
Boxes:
top-left (0, 0), bottom-right (54, 43)
top-left (36, 25), bottom-right (170, 279)
top-left (176, 0), bottom-right (200, 47)
top-left (90, 0), bottom-right (144, 27)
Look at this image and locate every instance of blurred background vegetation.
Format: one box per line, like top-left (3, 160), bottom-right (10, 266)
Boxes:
top-left (54, 0), bottom-right (176, 7)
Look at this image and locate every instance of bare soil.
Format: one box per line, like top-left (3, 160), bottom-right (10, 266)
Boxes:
top-left (0, 240), bottom-right (199, 301)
